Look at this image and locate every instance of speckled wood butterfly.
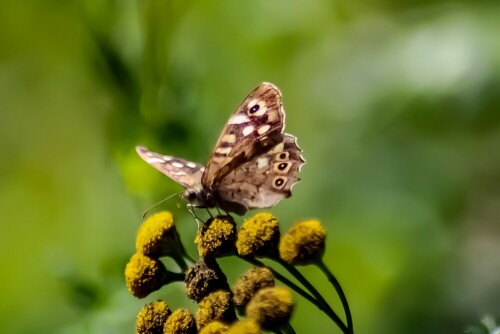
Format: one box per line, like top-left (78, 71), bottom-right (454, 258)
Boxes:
top-left (136, 82), bottom-right (305, 215)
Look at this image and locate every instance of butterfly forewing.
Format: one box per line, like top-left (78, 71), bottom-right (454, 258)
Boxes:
top-left (201, 82), bottom-right (285, 187)
top-left (136, 146), bottom-right (204, 189)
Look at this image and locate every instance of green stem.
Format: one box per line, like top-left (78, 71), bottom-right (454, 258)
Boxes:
top-left (317, 259), bottom-right (353, 334)
top-left (277, 259), bottom-right (348, 334)
top-left (177, 237), bottom-right (196, 264)
top-left (183, 252), bottom-right (196, 264)
top-left (171, 253), bottom-right (189, 272)
top-left (280, 322), bottom-right (296, 334)
top-left (164, 271), bottom-right (185, 285)
top-left (172, 256), bottom-right (188, 272)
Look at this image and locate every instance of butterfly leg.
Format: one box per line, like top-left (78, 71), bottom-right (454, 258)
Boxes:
top-left (205, 208), bottom-right (213, 218)
top-left (187, 204), bottom-right (202, 229)
top-left (215, 207), bottom-right (222, 216)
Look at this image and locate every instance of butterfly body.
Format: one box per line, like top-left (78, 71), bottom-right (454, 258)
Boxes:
top-left (137, 83), bottom-right (304, 215)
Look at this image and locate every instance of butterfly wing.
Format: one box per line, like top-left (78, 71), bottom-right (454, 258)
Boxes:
top-left (214, 134), bottom-right (305, 212)
top-left (136, 146), bottom-right (205, 189)
top-left (137, 83), bottom-right (302, 214)
top-left (202, 82), bottom-right (285, 187)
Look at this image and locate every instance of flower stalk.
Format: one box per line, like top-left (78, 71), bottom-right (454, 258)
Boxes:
top-left (278, 259), bottom-right (348, 333)
top-left (317, 259), bottom-right (353, 334)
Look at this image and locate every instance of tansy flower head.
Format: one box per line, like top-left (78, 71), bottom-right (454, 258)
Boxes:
top-left (279, 219), bottom-right (326, 265)
top-left (126, 210), bottom-right (351, 334)
top-left (125, 252), bottom-right (183, 298)
top-left (236, 213), bottom-right (280, 258)
top-left (185, 256), bottom-right (229, 302)
top-left (136, 211), bottom-right (180, 256)
top-left (198, 320), bottom-right (229, 334)
top-left (195, 216), bottom-right (237, 257)
top-left (246, 287), bottom-right (294, 331)
top-left (196, 290), bottom-right (237, 330)
top-left (163, 308), bottom-right (196, 334)
top-left (136, 300), bottom-right (171, 334)
top-left (226, 319), bottom-right (261, 334)
top-left (233, 266), bottom-right (275, 308)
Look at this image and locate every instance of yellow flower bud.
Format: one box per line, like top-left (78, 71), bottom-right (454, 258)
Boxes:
top-left (185, 256), bottom-right (229, 302)
top-left (136, 300), bottom-right (170, 334)
top-left (125, 252), bottom-right (183, 298)
top-left (198, 320), bottom-right (229, 334)
top-left (195, 216), bottom-right (237, 257)
top-left (196, 290), bottom-right (236, 329)
top-left (246, 287), bottom-right (294, 330)
top-left (136, 211), bottom-right (181, 257)
top-left (233, 267), bottom-right (274, 308)
top-left (236, 213), bottom-right (280, 258)
top-left (279, 220), bottom-right (326, 265)
top-left (226, 319), bottom-right (261, 334)
top-left (163, 308), bottom-right (196, 334)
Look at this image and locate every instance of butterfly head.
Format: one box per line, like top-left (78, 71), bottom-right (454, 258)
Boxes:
top-left (182, 185), bottom-right (210, 208)
top-left (183, 189), bottom-right (198, 203)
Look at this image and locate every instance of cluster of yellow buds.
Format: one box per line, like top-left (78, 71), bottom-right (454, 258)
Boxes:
top-left (125, 212), bottom-right (352, 334)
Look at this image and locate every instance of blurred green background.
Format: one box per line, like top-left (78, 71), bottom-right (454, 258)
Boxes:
top-left (1, 0), bottom-right (500, 333)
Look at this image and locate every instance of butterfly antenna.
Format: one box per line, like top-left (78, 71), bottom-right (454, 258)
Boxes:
top-left (142, 191), bottom-right (183, 219)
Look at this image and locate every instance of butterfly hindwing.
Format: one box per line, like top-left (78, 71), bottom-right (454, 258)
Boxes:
top-left (215, 134), bottom-right (304, 210)
top-left (202, 82), bottom-right (285, 186)
top-left (136, 146), bottom-right (204, 190)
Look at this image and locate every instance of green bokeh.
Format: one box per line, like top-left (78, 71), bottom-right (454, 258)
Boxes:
top-left (1, 0), bottom-right (499, 333)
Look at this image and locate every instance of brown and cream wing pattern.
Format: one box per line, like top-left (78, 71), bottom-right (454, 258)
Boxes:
top-left (214, 134), bottom-right (304, 210)
top-left (201, 82), bottom-right (285, 187)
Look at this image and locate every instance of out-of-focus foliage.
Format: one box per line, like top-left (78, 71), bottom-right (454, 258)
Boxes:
top-left (1, 0), bottom-right (499, 333)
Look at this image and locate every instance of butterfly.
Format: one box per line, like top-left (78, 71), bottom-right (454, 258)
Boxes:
top-left (136, 82), bottom-right (305, 215)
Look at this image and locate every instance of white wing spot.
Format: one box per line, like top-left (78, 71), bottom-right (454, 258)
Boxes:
top-left (257, 124), bottom-right (271, 135)
top-left (146, 157), bottom-right (167, 164)
top-left (186, 162), bottom-right (198, 168)
top-left (221, 134), bottom-right (236, 144)
top-left (229, 114), bottom-right (250, 124)
top-left (242, 125), bottom-right (254, 136)
top-left (216, 147), bottom-right (232, 155)
top-left (172, 161), bottom-right (184, 168)
top-left (257, 157), bottom-right (269, 169)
